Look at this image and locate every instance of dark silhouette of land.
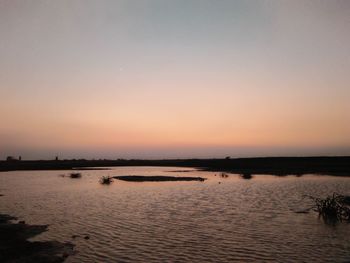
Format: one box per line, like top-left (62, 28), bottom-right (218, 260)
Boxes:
top-left (0, 193), bottom-right (74, 262)
top-left (0, 213), bottom-right (74, 262)
top-left (1, 156), bottom-right (350, 176)
top-left (114, 175), bottom-right (206, 182)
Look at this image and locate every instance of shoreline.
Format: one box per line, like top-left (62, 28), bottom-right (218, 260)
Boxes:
top-left (1, 156), bottom-right (350, 176)
top-left (0, 213), bottom-right (74, 262)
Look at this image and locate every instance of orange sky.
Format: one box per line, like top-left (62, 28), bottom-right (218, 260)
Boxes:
top-left (1, 1), bottom-right (349, 159)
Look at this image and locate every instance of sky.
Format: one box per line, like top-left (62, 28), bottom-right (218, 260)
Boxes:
top-left (0, 0), bottom-right (349, 159)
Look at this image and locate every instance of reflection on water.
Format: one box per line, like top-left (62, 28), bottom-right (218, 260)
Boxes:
top-left (1, 167), bottom-right (350, 262)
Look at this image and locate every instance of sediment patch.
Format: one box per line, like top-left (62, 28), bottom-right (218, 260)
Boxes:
top-left (113, 175), bottom-right (206, 182)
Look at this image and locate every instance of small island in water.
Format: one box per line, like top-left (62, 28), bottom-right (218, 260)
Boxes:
top-left (113, 175), bottom-right (206, 182)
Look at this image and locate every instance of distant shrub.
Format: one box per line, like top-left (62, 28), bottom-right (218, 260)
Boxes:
top-left (240, 173), bottom-right (253, 179)
top-left (70, 173), bottom-right (82, 179)
top-left (220, 173), bottom-right (229, 178)
top-left (100, 176), bottom-right (113, 185)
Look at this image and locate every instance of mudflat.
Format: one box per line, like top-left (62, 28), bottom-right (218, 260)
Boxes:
top-left (0, 213), bottom-right (74, 263)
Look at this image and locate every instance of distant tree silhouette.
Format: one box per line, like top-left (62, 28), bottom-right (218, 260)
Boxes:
top-left (6, 156), bottom-right (16, 161)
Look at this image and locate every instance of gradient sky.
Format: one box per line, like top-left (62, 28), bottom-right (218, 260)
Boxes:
top-left (1, 0), bottom-right (349, 159)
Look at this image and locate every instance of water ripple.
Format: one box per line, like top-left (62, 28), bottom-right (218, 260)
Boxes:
top-left (1, 168), bottom-right (350, 262)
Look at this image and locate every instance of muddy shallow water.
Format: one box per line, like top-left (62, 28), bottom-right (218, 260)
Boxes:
top-left (1, 167), bottom-right (350, 262)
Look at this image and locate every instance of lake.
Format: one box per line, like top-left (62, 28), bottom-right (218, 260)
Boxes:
top-left (1, 167), bottom-right (350, 262)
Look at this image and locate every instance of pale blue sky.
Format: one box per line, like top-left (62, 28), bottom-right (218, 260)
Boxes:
top-left (1, 0), bottom-right (349, 159)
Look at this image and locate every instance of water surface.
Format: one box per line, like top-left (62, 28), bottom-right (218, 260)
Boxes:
top-left (1, 167), bottom-right (350, 262)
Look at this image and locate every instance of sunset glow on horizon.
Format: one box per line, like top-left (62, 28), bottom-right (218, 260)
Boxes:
top-left (1, 0), bottom-right (349, 159)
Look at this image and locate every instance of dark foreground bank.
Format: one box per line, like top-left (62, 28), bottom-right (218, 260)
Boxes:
top-left (0, 213), bottom-right (74, 262)
top-left (1, 156), bottom-right (350, 176)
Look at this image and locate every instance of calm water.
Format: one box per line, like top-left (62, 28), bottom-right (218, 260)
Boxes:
top-left (1, 167), bottom-right (350, 262)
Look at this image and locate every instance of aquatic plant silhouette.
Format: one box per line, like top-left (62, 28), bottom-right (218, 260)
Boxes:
top-left (70, 173), bottom-right (82, 178)
top-left (307, 193), bottom-right (350, 222)
top-left (100, 176), bottom-right (113, 184)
